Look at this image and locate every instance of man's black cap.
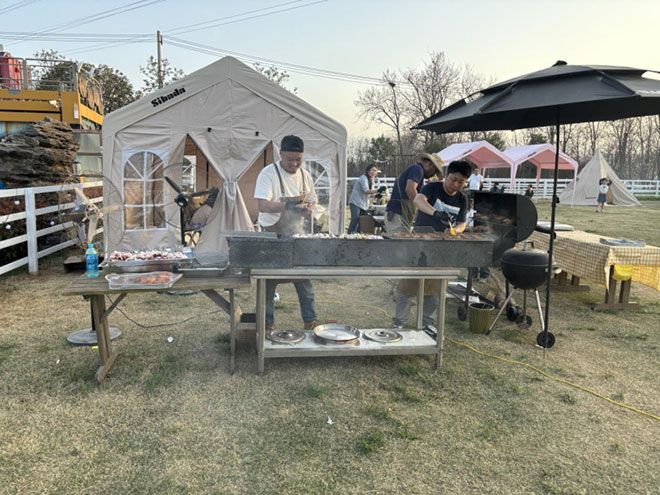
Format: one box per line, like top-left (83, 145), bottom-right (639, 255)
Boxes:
top-left (281, 135), bottom-right (304, 153)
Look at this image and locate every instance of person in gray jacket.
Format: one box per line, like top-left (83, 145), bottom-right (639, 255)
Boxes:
top-left (347, 164), bottom-right (383, 233)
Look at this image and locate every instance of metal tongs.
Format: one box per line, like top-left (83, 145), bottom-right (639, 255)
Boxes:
top-left (435, 199), bottom-right (457, 235)
top-left (447, 216), bottom-right (457, 236)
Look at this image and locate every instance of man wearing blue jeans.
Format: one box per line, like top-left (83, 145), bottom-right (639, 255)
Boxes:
top-left (265, 280), bottom-right (316, 329)
top-left (254, 135), bottom-right (319, 330)
top-left (392, 161), bottom-right (471, 330)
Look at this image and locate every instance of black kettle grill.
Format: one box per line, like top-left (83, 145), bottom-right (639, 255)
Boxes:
top-left (500, 243), bottom-right (549, 290)
top-left (487, 242), bottom-right (555, 348)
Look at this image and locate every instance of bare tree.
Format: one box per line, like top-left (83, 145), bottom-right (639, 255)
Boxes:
top-left (253, 63), bottom-right (297, 94)
top-left (355, 70), bottom-right (407, 156)
top-left (356, 52), bottom-right (488, 156)
top-left (609, 118), bottom-right (637, 176)
top-left (399, 52), bottom-right (461, 145)
top-left (634, 116), bottom-right (659, 178)
top-left (586, 121), bottom-right (605, 155)
top-left (347, 136), bottom-right (371, 176)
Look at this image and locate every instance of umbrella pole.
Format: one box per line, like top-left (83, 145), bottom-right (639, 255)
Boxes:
top-left (542, 121), bottom-right (560, 356)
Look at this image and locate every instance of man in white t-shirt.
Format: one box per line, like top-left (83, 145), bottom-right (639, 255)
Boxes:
top-left (468, 170), bottom-right (484, 191)
top-left (253, 135), bottom-right (318, 330)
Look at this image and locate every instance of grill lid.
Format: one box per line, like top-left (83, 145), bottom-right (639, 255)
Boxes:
top-left (500, 247), bottom-right (548, 267)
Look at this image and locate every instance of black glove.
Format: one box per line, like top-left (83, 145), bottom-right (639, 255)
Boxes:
top-left (285, 200), bottom-right (307, 215)
top-left (433, 210), bottom-right (449, 221)
top-left (377, 185), bottom-right (387, 193)
top-left (285, 200), bottom-right (303, 211)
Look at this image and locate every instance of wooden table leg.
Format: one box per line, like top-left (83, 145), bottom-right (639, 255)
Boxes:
top-left (605, 267), bottom-right (618, 306)
top-left (90, 295), bottom-right (117, 383)
top-left (229, 289), bottom-right (237, 375)
top-left (552, 272), bottom-right (590, 292)
top-left (555, 271), bottom-right (568, 286)
top-left (591, 266), bottom-right (639, 311)
top-left (200, 289), bottom-right (241, 374)
top-left (571, 275), bottom-right (582, 288)
top-left (619, 279), bottom-right (632, 304)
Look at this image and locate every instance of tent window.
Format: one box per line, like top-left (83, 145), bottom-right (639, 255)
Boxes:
top-left (304, 159), bottom-right (330, 204)
top-left (123, 151), bottom-right (167, 231)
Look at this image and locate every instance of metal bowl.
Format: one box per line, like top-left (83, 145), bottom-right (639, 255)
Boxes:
top-left (313, 323), bottom-right (360, 344)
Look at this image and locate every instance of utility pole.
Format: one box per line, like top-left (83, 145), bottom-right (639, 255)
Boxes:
top-left (157, 30), bottom-right (163, 89)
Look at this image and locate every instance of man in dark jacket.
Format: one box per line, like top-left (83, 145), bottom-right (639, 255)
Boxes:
top-left (384, 153), bottom-right (444, 234)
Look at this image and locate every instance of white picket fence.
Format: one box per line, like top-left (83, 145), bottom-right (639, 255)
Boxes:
top-left (345, 177), bottom-right (660, 198)
top-left (1, 178), bottom-right (658, 277)
top-left (0, 181), bottom-right (102, 276)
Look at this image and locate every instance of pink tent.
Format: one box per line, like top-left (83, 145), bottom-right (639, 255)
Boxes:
top-left (504, 144), bottom-right (578, 192)
top-left (436, 140), bottom-right (513, 177)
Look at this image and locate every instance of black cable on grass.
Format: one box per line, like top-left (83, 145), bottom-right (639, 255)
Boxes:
top-left (106, 295), bottom-right (225, 329)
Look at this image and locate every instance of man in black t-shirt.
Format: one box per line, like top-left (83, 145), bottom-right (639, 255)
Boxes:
top-left (413, 161), bottom-right (470, 233)
top-left (392, 161), bottom-right (471, 330)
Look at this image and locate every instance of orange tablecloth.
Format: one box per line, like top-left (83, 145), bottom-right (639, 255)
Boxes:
top-left (529, 230), bottom-right (660, 291)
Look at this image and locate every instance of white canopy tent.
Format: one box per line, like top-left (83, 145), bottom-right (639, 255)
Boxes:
top-left (504, 144), bottom-right (578, 193)
top-left (102, 56), bottom-right (347, 253)
top-left (436, 141), bottom-right (513, 180)
top-left (559, 149), bottom-right (640, 206)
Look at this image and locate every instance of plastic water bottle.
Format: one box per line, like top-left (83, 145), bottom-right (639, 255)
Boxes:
top-left (85, 243), bottom-right (99, 278)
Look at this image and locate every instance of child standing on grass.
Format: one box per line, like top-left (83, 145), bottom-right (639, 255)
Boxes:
top-left (597, 177), bottom-right (610, 213)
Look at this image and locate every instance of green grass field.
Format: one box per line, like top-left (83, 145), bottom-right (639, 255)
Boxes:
top-left (0, 202), bottom-right (659, 494)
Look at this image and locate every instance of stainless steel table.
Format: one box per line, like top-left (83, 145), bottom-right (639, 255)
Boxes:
top-left (249, 267), bottom-right (460, 374)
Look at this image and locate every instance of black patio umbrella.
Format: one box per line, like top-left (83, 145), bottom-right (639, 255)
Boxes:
top-left (415, 61), bottom-right (660, 348)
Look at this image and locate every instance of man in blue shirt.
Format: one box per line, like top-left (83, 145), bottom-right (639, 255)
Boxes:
top-left (384, 153), bottom-right (444, 233)
top-left (392, 160), bottom-right (471, 330)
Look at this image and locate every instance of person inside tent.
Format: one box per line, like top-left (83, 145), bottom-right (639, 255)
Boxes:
top-left (524, 184), bottom-right (534, 198)
top-left (596, 177), bottom-right (611, 213)
top-left (254, 135), bottom-right (319, 331)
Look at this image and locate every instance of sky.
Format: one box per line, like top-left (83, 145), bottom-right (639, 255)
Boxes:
top-left (2, 0), bottom-right (659, 138)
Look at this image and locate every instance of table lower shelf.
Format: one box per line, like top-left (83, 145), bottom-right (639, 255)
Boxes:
top-left (263, 329), bottom-right (438, 358)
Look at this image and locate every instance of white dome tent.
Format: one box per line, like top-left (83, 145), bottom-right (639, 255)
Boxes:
top-left (559, 149), bottom-right (640, 206)
top-left (102, 56), bottom-right (347, 253)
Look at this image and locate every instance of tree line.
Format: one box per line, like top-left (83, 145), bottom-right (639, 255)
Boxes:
top-left (31, 50), bottom-right (660, 181)
top-left (353, 52), bottom-right (660, 181)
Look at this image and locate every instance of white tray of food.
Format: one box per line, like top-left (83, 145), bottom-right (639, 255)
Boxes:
top-left (105, 271), bottom-right (183, 290)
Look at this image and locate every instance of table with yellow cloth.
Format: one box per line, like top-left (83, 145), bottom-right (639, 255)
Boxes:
top-left (528, 230), bottom-right (660, 310)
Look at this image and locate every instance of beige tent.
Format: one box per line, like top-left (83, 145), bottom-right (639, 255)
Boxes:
top-left (559, 150), bottom-right (640, 206)
top-left (102, 56), bottom-right (347, 253)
